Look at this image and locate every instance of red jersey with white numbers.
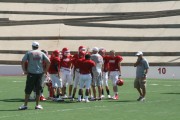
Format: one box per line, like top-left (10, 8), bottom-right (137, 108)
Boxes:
top-left (77, 58), bottom-right (96, 74)
top-left (71, 54), bottom-right (79, 69)
top-left (109, 55), bottom-right (123, 71)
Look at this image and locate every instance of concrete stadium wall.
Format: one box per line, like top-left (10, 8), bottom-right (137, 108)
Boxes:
top-left (0, 65), bottom-right (179, 79)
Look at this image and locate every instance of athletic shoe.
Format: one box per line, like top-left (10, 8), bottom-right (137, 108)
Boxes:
top-left (18, 105), bottom-right (28, 110)
top-left (40, 96), bottom-right (46, 101)
top-left (140, 97), bottom-right (145, 102)
top-left (35, 105), bottom-right (43, 110)
top-left (137, 96), bottom-right (143, 101)
top-left (85, 99), bottom-right (90, 103)
top-left (63, 95), bottom-right (68, 99)
top-left (112, 95), bottom-right (118, 100)
top-left (101, 95), bottom-right (105, 98)
top-left (107, 95), bottom-right (112, 99)
top-left (81, 98), bottom-right (85, 102)
top-left (56, 97), bottom-right (64, 102)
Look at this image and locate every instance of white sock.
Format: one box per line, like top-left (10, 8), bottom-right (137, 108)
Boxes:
top-left (78, 95), bottom-right (82, 101)
top-left (85, 96), bottom-right (88, 100)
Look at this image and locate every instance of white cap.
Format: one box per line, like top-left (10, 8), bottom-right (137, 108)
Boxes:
top-left (136, 51), bottom-right (143, 56)
top-left (32, 41), bottom-right (39, 47)
top-left (92, 47), bottom-right (99, 52)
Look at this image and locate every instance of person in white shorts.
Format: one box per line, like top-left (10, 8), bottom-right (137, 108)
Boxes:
top-left (99, 48), bottom-right (111, 99)
top-left (60, 47), bottom-right (73, 98)
top-left (77, 54), bottom-right (96, 102)
top-left (48, 50), bottom-right (63, 101)
top-left (91, 47), bottom-right (104, 100)
top-left (71, 46), bottom-right (86, 100)
top-left (108, 50), bottom-right (123, 100)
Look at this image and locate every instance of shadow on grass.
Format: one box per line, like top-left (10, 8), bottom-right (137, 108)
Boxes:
top-left (0, 109), bottom-right (20, 111)
top-left (0, 98), bottom-right (24, 102)
top-left (161, 92), bottom-right (180, 95)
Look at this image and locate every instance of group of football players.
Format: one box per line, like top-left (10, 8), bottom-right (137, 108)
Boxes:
top-left (33, 45), bottom-right (123, 103)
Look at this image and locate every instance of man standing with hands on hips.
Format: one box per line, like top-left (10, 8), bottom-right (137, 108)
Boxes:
top-left (19, 41), bottom-right (50, 110)
top-left (134, 51), bottom-right (149, 102)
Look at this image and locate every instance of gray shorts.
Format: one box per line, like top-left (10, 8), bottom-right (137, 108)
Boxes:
top-left (92, 71), bottom-right (102, 86)
top-left (134, 78), bottom-right (146, 89)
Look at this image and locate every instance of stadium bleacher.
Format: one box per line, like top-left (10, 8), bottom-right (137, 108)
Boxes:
top-left (0, 0), bottom-right (180, 66)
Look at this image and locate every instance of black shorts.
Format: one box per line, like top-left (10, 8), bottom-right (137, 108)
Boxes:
top-left (25, 73), bottom-right (43, 95)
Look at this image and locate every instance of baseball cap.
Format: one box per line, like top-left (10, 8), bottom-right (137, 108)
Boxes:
top-left (136, 51), bottom-right (143, 56)
top-left (32, 41), bottom-right (39, 47)
top-left (92, 47), bottom-right (99, 52)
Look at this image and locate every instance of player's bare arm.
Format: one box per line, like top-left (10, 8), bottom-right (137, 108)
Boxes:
top-left (44, 60), bottom-right (50, 75)
top-left (21, 61), bottom-right (28, 74)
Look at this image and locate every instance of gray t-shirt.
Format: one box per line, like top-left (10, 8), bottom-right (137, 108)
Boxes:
top-left (22, 50), bottom-right (50, 74)
top-left (91, 53), bottom-right (103, 72)
top-left (136, 58), bottom-right (149, 78)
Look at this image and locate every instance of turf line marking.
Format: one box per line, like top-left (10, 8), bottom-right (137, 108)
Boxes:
top-left (150, 84), bottom-right (159, 86)
top-left (163, 85), bottom-right (172, 86)
top-left (13, 81), bottom-right (24, 83)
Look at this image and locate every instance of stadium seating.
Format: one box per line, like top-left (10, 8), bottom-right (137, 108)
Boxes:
top-left (0, 0), bottom-right (180, 65)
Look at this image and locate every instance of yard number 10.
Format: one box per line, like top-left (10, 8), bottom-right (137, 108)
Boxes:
top-left (158, 67), bottom-right (166, 74)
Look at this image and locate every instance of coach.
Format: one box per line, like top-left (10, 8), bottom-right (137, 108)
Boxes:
top-left (19, 41), bottom-right (50, 110)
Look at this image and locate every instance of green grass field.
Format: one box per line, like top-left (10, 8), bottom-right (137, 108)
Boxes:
top-left (0, 76), bottom-right (180, 120)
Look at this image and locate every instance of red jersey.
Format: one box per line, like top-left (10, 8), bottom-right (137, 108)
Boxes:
top-left (109, 55), bottom-right (123, 71)
top-left (48, 56), bottom-right (61, 74)
top-left (77, 58), bottom-right (96, 74)
top-left (60, 56), bottom-right (72, 68)
top-left (103, 55), bottom-right (110, 72)
top-left (71, 54), bottom-right (79, 69)
top-left (72, 53), bottom-right (86, 69)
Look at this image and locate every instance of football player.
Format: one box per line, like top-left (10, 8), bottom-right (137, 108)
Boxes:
top-left (71, 46), bottom-right (86, 100)
top-left (99, 48), bottom-right (111, 99)
top-left (108, 50), bottom-right (123, 100)
top-left (60, 47), bottom-right (73, 98)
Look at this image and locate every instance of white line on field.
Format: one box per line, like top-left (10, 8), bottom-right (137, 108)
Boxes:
top-left (13, 81), bottom-right (24, 83)
top-left (163, 85), bottom-right (172, 87)
top-left (150, 84), bottom-right (159, 86)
